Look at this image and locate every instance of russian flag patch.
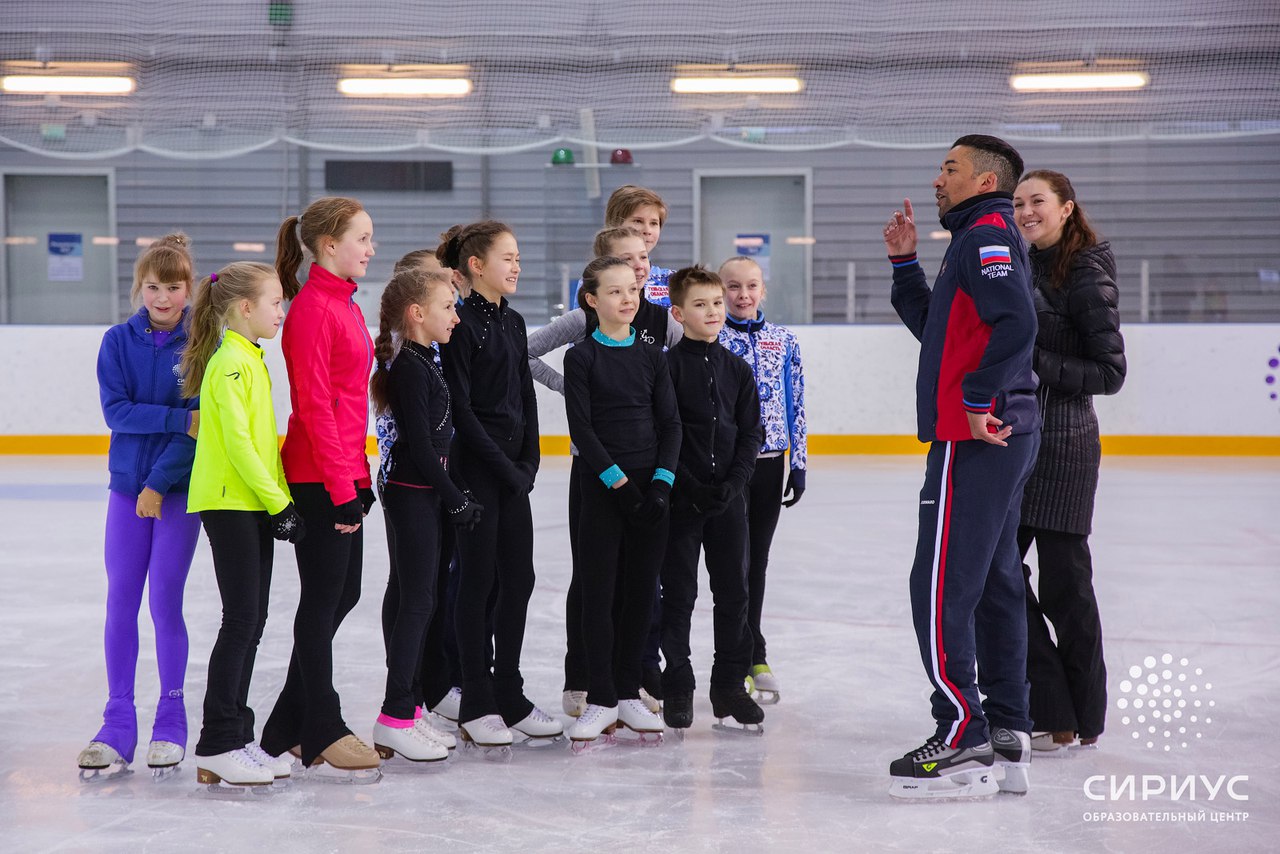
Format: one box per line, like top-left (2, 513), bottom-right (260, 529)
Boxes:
top-left (979, 245), bottom-right (1011, 265)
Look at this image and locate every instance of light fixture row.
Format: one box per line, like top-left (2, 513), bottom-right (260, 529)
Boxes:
top-left (1, 65), bottom-right (1152, 97)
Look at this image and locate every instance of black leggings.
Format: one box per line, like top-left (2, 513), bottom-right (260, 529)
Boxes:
top-left (576, 466), bottom-right (668, 707)
top-left (260, 482), bottom-right (363, 765)
top-left (454, 457), bottom-right (536, 725)
top-left (378, 484), bottom-right (448, 721)
top-left (745, 454), bottom-right (786, 666)
top-left (195, 510), bottom-right (273, 757)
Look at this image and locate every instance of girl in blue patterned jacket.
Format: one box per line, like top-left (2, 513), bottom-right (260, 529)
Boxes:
top-left (717, 256), bottom-right (808, 704)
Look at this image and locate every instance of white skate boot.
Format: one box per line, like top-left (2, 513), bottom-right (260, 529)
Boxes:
top-left (888, 736), bottom-right (998, 800)
top-left (992, 728), bottom-right (1031, 795)
top-left (510, 707), bottom-right (565, 747)
top-left (414, 714), bottom-right (458, 750)
top-left (430, 687), bottom-right (462, 728)
top-left (145, 740), bottom-right (184, 781)
top-left (562, 690), bottom-right (587, 718)
top-left (568, 704), bottom-right (619, 754)
top-left (1031, 730), bottom-right (1075, 757)
top-left (244, 742), bottom-right (293, 783)
top-left (617, 699), bottom-right (664, 746)
top-left (459, 715), bottom-right (514, 761)
top-left (373, 721), bottom-right (449, 764)
top-left (747, 665), bottom-right (781, 705)
top-left (195, 747), bottom-right (274, 794)
top-left (77, 741), bottom-right (131, 783)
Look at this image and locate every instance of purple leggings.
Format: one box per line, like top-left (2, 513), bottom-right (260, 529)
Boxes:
top-left (94, 489), bottom-right (201, 763)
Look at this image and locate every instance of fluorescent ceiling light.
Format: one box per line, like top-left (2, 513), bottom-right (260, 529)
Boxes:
top-left (233, 242), bottom-right (266, 253)
top-left (2, 75), bottom-right (134, 95)
top-left (671, 76), bottom-right (803, 95)
top-left (1009, 72), bottom-right (1148, 92)
top-left (91, 236), bottom-right (120, 246)
top-left (337, 65), bottom-right (472, 98)
top-left (785, 236), bottom-right (816, 245)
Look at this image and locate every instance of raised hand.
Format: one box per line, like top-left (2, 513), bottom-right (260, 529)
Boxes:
top-left (883, 198), bottom-right (918, 257)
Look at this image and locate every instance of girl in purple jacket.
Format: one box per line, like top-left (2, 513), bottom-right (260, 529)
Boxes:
top-left (78, 235), bottom-right (202, 781)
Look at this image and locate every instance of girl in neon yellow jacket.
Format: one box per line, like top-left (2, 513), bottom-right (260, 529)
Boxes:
top-left (180, 261), bottom-right (305, 788)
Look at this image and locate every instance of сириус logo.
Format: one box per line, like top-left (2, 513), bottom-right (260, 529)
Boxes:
top-left (1116, 653), bottom-right (1214, 752)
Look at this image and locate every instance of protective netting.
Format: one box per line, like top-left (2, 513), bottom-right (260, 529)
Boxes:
top-left (2, 0), bottom-right (1278, 159)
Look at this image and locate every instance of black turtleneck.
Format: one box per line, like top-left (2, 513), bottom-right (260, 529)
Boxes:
top-left (666, 336), bottom-right (761, 494)
top-left (384, 338), bottom-right (465, 507)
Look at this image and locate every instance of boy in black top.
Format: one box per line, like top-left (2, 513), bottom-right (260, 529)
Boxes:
top-left (660, 266), bottom-right (764, 732)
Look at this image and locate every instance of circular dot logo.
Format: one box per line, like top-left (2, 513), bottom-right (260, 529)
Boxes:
top-left (1267, 348), bottom-right (1279, 404)
top-left (1115, 653), bottom-right (1215, 752)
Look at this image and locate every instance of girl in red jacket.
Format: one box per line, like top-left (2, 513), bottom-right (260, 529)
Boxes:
top-left (258, 196), bottom-right (381, 782)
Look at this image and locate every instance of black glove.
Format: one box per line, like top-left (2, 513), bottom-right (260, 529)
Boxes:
top-left (611, 480), bottom-right (645, 516)
top-left (687, 482), bottom-right (718, 514)
top-left (633, 480), bottom-right (671, 527)
top-left (447, 496), bottom-right (484, 531)
top-left (705, 482), bottom-right (738, 516)
top-left (268, 503), bottom-right (307, 544)
top-left (334, 497), bottom-right (363, 526)
top-left (782, 468), bottom-right (806, 508)
top-left (507, 462), bottom-right (535, 495)
top-left (358, 485), bottom-right (377, 516)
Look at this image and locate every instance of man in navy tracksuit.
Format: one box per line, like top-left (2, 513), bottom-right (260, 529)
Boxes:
top-left (883, 135), bottom-right (1041, 799)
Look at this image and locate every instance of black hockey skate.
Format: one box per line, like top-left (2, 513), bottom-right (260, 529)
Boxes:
top-left (709, 683), bottom-right (764, 735)
top-left (888, 736), bottom-right (997, 800)
top-left (663, 692), bottom-right (694, 740)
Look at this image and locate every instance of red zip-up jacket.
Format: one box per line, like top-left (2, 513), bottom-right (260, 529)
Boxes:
top-left (280, 263), bottom-right (374, 505)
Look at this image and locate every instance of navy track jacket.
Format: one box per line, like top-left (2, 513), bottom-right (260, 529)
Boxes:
top-left (890, 192), bottom-right (1039, 443)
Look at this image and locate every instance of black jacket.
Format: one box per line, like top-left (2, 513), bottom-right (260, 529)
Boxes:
top-left (1020, 241), bottom-right (1126, 534)
top-left (383, 339), bottom-right (466, 509)
top-left (666, 337), bottom-right (761, 498)
top-left (440, 292), bottom-right (540, 489)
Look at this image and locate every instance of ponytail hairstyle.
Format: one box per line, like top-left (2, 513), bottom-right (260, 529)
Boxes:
top-left (131, 232), bottom-right (194, 307)
top-left (435, 220), bottom-right (513, 288)
top-left (592, 225), bottom-right (643, 258)
top-left (576, 255), bottom-right (633, 331)
top-left (180, 261), bottom-right (277, 398)
top-left (1020, 169), bottom-right (1099, 290)
top-left (276, 196), bottom-right (365, 300)
top-left (369, 265), bottom-right (452, 414)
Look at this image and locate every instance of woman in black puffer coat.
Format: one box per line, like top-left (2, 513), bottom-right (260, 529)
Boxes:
top-left (1013, 170), bottom-right (1126, 753)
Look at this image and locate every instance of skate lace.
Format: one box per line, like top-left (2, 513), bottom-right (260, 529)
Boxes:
top-left (579, 705), bottom-right (608, 725)
top-left (526, 706), bottom-right (555, 724)
top-left (230, 747), bottom-right (264, 768)
top-left (910, 737), bottom-right (948, 761)
top-left (243, 743), bottom-right (275, 766)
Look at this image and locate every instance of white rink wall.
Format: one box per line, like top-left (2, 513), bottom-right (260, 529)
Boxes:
top-left (1, 323), bottom-right (1278, 442)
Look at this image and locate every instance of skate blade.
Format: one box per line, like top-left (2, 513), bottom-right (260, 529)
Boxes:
top-left (79, 764), bottom-right (132, 784)
top-left (751, 690), bottom-right (781, 706)
top-left (374, 751), bottom-right (449, 772)
top-left (193, 780), bottom-right (280, 800)
top-left (996, 763), bottom-right (1030, 795)
top-left (149, 764), bottom-right (181, 782)
top-left (614, 728), bottom-right (663, 748)
top-left (1031, 745), bottom-right (1073, 759)
top-left (459, 741), bottom-right (513, 762)
top-left (512, 732), bottom-right (566, 749)
top-left (569, 733), bottom-right (618, 755)
top-left (712, 720), bottom-right (765, 737)
top-left (665, 727), bottom-right (689, 743)
top-left (889, 768), bottom-right (999, 801)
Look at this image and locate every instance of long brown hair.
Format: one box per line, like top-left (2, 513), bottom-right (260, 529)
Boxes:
top-left (275, 196), bottom-right (365, 299)
top-left (436, 221), bottom-right (513, 288)
top-left (180, 262), bottom-right (277, 397)
top-left (131, 233), bottom-right (194, 307)
top-left (369, 266), bottom-right (452, 414)
top-left (1020, 169), bottom-right (1100, 290)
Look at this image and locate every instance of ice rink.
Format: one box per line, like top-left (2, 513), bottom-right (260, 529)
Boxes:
top-left (1, 454), bottom-right (1276, 853)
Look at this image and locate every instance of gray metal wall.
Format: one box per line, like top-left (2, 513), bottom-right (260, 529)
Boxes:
top-left (2, 135), bottom-right (1277, 325)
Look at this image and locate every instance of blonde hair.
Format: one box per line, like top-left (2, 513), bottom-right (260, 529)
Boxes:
top-left (180, 261), bottom-right (277, 397)
top-left (592, 226), bottom-right (644, 258)
top-left (718, 255), bottom-right (762, 277)
top-left (131, 233), bottom-right (193, 307)
top-left (275, 196), bottom-right (365, 299)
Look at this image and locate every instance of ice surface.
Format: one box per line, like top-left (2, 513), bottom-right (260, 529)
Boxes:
top-left (1, 455), bottom-right (1277, 852)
